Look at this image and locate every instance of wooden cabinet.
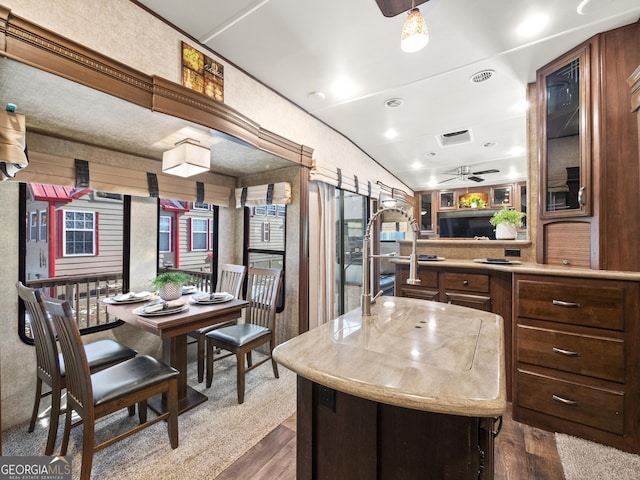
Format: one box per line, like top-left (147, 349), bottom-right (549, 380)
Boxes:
top-left (536, 21), bottom-right (640, 271)
top-left (513, 274), bottom-right (640, 453)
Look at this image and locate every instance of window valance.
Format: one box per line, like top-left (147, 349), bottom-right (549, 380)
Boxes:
top-left (9, 151), bottom-right (231, 206)
top-left (234, 182), bottom-right (291, 207)
top-left (309, 160), bottom-right (386, 198)
top-left (0, 110), bottom-right (29, 181)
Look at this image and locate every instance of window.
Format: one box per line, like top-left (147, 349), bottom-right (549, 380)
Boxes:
top-left (246, 204), bottom-right (286, 312)
top-left (335, 190), bottom-right (367, 316)
top-left (39, 210), bottom-right (47, 242)
top-left (193, 201), bottom-right (210, 210)
top-left (159, 216), bottom-right (172, 253)
top-left (191, 218), bottom-right (209, 251)
top-left (20, 183), bottom-right (126, 344)
top-left (29, 211), bottom-right (37, 241)
top-left (63, 210), bottom-right (96, 256)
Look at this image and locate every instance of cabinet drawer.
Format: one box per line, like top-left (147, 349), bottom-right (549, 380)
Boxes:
top-left (444, 272), bottom-right (489, 293)
top-left (517, 369), bottom-right (624, 434)
top-left (399, 286), bottom-right (439, 301)
top-left (416, 268), bottom-right (439, 288)
top-left (516, 280), bottom-right (624, 330)
top-left (446, 293), bottom-right (491, 311)
top-left (517, 325), bottom-right (624, 382)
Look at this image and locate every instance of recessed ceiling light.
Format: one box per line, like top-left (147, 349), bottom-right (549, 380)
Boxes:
top-left (331, 77), bottom-right (355, 97)
top-left (423, 151), bottom-right (437, 157)
top-left (385, 98), bottom-right (404, 108)
top-left (483, 142), bottom-right (497, 148)
top-left (307, 91), bottom-right (326, 101)
top-left (513, 100), bottom-right (529, 112)
top-left (517, 13), bottom-right (549, 37)
top-left (411, 161), bottom-right (422, 169)
top-left (384, 129), bottom-right (398, 139)
top-left (577, 0), bottom-right (613, 15)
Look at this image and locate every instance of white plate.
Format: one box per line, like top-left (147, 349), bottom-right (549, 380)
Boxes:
top-left (191, 292), bottom-right (234, 304)
top-left (109, 292), bottom-right (152, 304)
top-left (182, 285), bottom-right (197, 294)
top-left (133, 303), bottom-right (189, 316)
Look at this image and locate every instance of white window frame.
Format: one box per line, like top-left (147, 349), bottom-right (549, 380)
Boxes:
top-left (29, 211), bottom-right (37, 241)
top-left (262, 222), bottom-right (271, 242)
top-left (62, 209), bottom-right (96, 257)
top-left (191, 218), bottom-right (209, 251)
top-left (159, 215), bottom-right (172, 253)
top-left (38, 210), bottom-right (47, 242)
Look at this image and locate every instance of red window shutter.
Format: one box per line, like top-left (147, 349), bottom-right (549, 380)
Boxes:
top-left (57, 210), bottom-right (64, 257)
top-left (188, 217), bottom-right (193, 251)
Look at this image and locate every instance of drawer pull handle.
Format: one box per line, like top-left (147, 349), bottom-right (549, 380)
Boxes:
top-left (552, 394), bottom-right (579, 406)
top-left (552, 299), bottom-right (581, 308)
top-left (553, 347), bottom-right (580, 357)
top-left (463, 280), bottom-right (469, 286)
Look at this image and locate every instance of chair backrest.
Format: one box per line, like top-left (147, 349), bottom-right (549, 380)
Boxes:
top-left (217, 264), bottom-right (246, 299)
top-left (245, 267), bottom-right (282, 331)
top-left (16, 281), bottom-right (60, 382)
top-left (41, 296), bottom-right (93, 419)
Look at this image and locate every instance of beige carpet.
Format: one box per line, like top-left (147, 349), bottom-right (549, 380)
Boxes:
top-left (556, 433), bottom-right (640, 480)
top-left (2, 354), bottom-right (297, 479)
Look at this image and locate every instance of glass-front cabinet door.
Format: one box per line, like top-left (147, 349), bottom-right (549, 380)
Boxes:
top-left (538, 44), bottom-right (591, 218)
top-left (419, 192), bottom-right (433, 233)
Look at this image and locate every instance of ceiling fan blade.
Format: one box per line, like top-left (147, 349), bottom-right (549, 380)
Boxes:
top-left (438, 176), bottom-right (457, 184)
top-left (471, 169), bottom-right (499, 175)
top-left (467, 176), bottom-right (485, 182)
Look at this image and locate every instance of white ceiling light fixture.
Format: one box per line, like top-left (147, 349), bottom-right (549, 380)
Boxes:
top-left (401, 1), bottom-right (429, 53)
top-left (162, 139), bottom-right (210, 177)
top-left (517, 13), bottom-right (549, 37)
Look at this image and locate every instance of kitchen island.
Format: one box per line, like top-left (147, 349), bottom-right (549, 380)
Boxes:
top-left (273, 296), bottom-right (506, 480)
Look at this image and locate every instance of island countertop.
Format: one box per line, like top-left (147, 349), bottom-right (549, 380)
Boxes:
top-left (273, 296), bottom-right (506, 417)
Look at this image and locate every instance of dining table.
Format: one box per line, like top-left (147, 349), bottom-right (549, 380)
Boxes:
top-left (102, 294), bottom-right (248, 414)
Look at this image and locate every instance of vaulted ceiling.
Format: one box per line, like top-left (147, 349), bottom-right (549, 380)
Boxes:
top-left (135, 0), bottom-right (640, 190)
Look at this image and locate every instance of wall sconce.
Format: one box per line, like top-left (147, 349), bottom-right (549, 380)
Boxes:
top-left (162, 139), bottom-right (210, 177)
top-left (401, 3), bottom-right (429, 53)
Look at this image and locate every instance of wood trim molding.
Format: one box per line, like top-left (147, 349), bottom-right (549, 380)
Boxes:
top-left (0, 6), bottom-right (314, 166)
top-left (629, 64), bottom-right (640, 113)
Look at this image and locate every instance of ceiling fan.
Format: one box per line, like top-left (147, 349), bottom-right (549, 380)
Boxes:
top-left (438, 166), bottom-right (500, 184)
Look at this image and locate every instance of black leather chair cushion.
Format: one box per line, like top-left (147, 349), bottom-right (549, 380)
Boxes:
top-left (59, 339), bottom-right (137, 377)
top-left (91, 356), bottom-right (178, 407)
top-left (206, 323), bottom-right (269, 347)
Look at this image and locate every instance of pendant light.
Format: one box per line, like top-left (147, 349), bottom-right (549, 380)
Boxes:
top-left (401, 1), bottom-right (429, 53)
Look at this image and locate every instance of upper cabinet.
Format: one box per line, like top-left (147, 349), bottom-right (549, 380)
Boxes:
top-left (536, 21), bottom-right (640, 271)
top-left (538, 44), bottom-right (591, 218)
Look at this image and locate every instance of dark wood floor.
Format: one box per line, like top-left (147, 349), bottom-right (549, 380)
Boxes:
top-left (215, 403), bottom-right (565, 480)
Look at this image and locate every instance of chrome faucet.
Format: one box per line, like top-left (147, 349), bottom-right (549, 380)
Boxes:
top-left (361, 206), bottom-right (421, 316)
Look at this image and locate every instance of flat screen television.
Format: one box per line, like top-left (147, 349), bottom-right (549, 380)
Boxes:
top-left (438, 211), bottom-right (497, 239)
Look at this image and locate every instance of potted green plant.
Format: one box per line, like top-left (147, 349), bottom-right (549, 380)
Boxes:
top-left (489, 207), bottom-right (526, 239)
top-left (152, 271), bottom-right (191, 300)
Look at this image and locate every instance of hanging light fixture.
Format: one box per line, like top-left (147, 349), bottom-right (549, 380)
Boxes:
top-left (401, 1), bottom-right (429, 53)
top-left (162, 139), bottom-right (210, 177)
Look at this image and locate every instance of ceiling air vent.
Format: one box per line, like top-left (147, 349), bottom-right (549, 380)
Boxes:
top-left (470, 69), bottom-right (495, 83)
top-left (436, 129), bottom-right (472, 147)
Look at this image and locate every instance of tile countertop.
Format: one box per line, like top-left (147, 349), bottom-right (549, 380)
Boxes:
top-left (390, 257), bottom-right (640, 281)
top-left (273, 296), bottom-right (506, 417)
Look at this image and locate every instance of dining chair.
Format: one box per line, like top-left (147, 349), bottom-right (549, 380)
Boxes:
top-left (205, 267), bottom-right (282, 404)
top-left (16, 281), bottom-right (138, 456)
top-left (188, 263), bottom-right (246, 383)
top-left (42, 295), bottom-right (179, 480)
